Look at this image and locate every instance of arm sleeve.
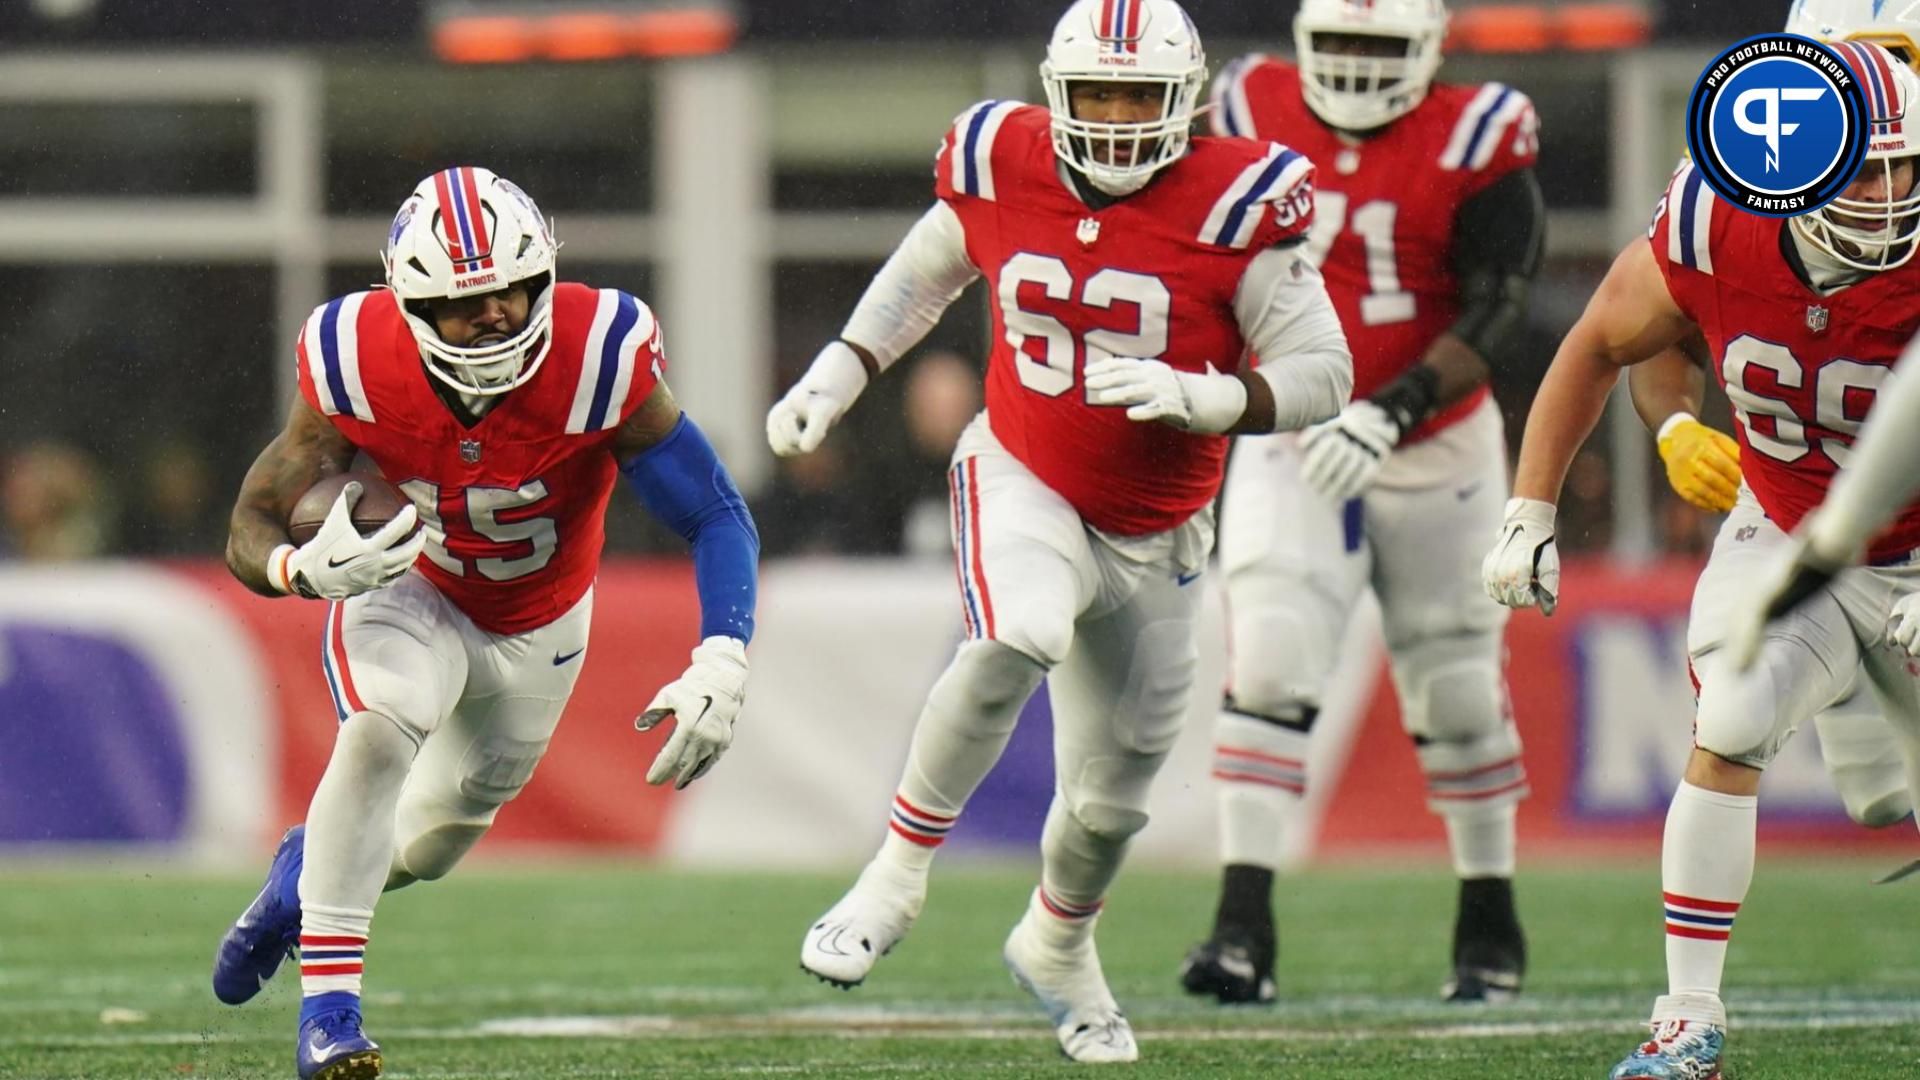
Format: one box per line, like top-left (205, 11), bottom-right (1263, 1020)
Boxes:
top-left (620, 415), bottom-right (760, 643)
top-left (839, 201), bottom-right (981, 372)
top-left (1448, 167), bottom-right (1546, 374)
top-left (1806, 338), bottom-right (1920, 560)
top-left (1233, 245), bottom-right (1354, 431)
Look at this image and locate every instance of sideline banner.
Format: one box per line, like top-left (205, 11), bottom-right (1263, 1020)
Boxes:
top-left (0, 558), bottom-right (1901, 864)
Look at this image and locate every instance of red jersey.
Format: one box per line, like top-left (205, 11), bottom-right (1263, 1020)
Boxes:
top-left (294, 283), bottom-right (662, 634)
top-left (1650, 159), bottom-right (1920, 561)
top-left (935, 101), bottom-right (1316, 535)
top-left (1212, 56), bottom-right (1538, 442)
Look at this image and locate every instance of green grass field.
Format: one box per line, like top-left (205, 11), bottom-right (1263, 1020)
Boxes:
top-left (2, 860), bottom-right (1916, 1078)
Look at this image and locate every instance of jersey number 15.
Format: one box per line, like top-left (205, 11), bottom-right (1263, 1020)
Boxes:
top-left (397, 479), bottom-right (557, 582)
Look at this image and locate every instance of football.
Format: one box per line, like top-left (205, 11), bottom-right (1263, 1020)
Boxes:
top-left (287, 471), bottom-right (415, 545)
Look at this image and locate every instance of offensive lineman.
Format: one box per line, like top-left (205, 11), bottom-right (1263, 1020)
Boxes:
top-left (1632, 0), bottom-right (1920, 837)
top-left (1182, 0), bottom-right (1546, 1005)
top-left (212, 168), bottom-right (760, 1080)
top-left (1483, 43), bottom-right (1920, 1079)
top-left (768, 0), bottom-right (1352, 1061)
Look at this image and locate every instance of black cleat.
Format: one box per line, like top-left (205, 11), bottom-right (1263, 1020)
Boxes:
top-left (1442, 876), bottom-right (1527, 1004)
top-left (1178, 928), bottom-right (1276, 1004)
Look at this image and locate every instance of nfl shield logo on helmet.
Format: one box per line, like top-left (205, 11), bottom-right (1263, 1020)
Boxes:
top-left (460, 438), bottom-right (482, 464)
top-left (1806, 304), bottom-right (1829, 334)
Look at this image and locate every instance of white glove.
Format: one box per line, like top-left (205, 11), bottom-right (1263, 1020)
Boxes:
top-left (767, 341), bottom-right (868, 457)
top-left (1085, 355), bottom-right (1195, 428)
top-left (1889, 592), bottom-right (1920, 657)
top-left (636, 636), bottom-right (749, 789)
top-left (1482, 497), bottom-right (1561, 616)
top-left (272, 482), bottom-right (424, 601)
top-left (1298, 401), bottom-right (1400, 502)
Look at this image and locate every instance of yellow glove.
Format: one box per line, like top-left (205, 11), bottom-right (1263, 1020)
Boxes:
top-left (1657, 413), bottom-right (1742, 513)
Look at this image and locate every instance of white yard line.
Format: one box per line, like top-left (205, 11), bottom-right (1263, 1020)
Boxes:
top-left (8, 995), bottom-right (1920, 1050)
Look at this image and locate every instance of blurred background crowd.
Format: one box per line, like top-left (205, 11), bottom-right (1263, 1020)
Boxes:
top-left (0, 0), bottom-right (1782, 564)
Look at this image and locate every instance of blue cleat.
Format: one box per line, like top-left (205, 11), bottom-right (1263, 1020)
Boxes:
top-left (296, 992), bottom-right (382, 1079)
top-left (1609, 1018), bottom-right (1725, 1080)
top-left (212, 825), bottom-right (305, 1005)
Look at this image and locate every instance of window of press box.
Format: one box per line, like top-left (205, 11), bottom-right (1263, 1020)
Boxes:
top-left (323, 62), bottom-right (656, 215)
top-left (0, 102), bottom-right (256, 198)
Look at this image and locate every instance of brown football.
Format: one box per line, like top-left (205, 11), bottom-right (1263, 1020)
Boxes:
top-left (287, 472), bottom-right (415, 545)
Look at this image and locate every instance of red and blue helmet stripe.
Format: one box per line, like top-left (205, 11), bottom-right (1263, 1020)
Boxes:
top-left (1831, 39), bottom-right (1907, 138)
top-left (1097, 0), bottom-right (1144, 53)
top-left (431, 166), bottom-right (496, 274)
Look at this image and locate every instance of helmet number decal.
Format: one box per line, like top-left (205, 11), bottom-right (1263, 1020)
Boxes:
top-left (998, 253), bottom-right (1171, 399)
top-left (1306, 192), bottom-right (1416, 327)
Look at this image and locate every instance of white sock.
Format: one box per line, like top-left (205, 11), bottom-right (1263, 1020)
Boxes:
top-left (300, 904), bottom-right (372, 997)
top-left (1442, 802), bottom-right (1518, 879)
top-left (1029, 884), bottom-right (1101, 950)
top-left (1213, 708), bottom-right (1309, 869)
top-left (1661, 781), bottom-right (1756, 1001)
top-left (298, 711), bottom-right (417, 998)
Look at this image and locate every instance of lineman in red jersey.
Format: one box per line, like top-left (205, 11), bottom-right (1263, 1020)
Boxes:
top-left (212, 168), bottom-right (760, 1080)
top-left (1182, 0), bottom-right (1547, 1006)
top-left (1626, 7), bottom-right (1920, 845)
top-left (1485, 42), bottom-right (1920, 1080)
top-left (769, 0), bottom-right (1351, 1061)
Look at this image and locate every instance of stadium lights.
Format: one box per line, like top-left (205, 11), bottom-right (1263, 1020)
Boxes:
top-left (427, 1), bottom-right (739, 64)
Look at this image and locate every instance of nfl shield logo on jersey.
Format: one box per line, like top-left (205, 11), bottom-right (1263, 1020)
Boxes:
top-left (1077, 217), bottom-right (1101, 247)
top-left (1806, 305), bottom-right (1829, 334)
top-left (460, 438), bottom-right (482, 464)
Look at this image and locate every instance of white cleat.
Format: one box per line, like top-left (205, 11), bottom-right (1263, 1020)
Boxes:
top-left (1002, 911), bottom-right (1138, 1064)
top-left (799, 860), bottom-right (926, 989)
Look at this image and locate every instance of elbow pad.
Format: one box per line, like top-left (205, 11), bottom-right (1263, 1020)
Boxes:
top-left (1448, 269), bottom-right (1534, 373)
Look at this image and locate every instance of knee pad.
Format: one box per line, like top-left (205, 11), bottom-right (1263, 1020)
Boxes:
top-left (397, 818), bottom-right (493, 882)
top-left (1414, 722), bottom-right (1527, 813)
top-left (1388, 632), bottom-right (1505, 742)
top-left (940, 640), bottom-right (1048, 727)
top-left (1058, 750), bottom-right (1163, 843)
top-left (455, 731), bottom-right (551, 806)
top-left (1228, 604), bottom-right (1333, 720)
top-left (992, 597), bottom-right (1075, 668)
top-left (1693, 655), bottom-right (1798, 767)
top-left (1067, 798), bottom-right (1151, 845)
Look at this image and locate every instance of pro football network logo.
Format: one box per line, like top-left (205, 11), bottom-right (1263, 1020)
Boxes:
top-left (1686, 33), bottom-right (1870, 216)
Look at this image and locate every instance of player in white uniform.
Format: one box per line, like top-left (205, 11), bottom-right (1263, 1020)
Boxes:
top-left (766, 0), bottom-right (1352, 1062)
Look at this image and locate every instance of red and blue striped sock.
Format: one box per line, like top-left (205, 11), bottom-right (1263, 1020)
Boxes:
top-left (1661, 781), bottom-right (1755, 1000)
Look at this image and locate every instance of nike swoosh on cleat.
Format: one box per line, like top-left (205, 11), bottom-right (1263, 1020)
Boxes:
top-left (553, 648), bottom-right (585, 666)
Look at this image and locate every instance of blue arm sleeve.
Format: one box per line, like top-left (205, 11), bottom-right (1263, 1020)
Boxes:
top-left (619, 414), bottom-right (760, 644)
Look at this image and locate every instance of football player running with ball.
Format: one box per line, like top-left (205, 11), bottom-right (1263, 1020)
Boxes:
top-left (769, 0), bottom-right (1352, 1062)
top-left (213, 168), bottom-right (760, 1080)
top-left (1181, 0), bottom-right (1545, 1006)
top-left (1483, 42), bottom-right (1920, 1080)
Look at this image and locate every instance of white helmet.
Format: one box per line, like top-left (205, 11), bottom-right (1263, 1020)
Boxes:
top-left (1789, 40), bottom-right (1920, 272)
top-left (1788, 0), bottom-right (1920, 67)
top-left (1040, 0), bottom-right (1207, 197)
top-left (383, 166), bottom-right (559, 396)
top-left (1294, 0), bottom-right (1450, 132)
